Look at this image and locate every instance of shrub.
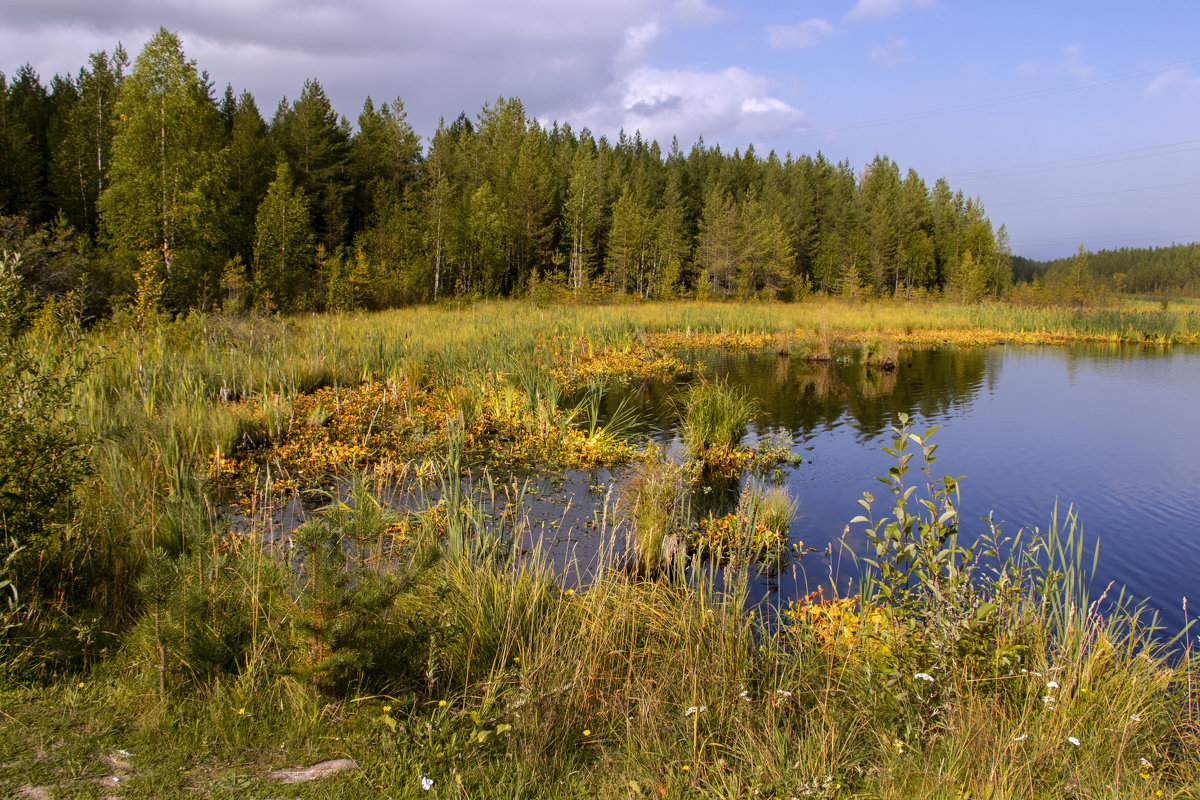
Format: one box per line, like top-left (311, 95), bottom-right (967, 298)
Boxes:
top-left (0, 252), bottom-right (93, 599)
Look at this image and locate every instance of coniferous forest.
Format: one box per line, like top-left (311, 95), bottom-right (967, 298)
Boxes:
top-left (1, 28), bottom-right (1020, 317)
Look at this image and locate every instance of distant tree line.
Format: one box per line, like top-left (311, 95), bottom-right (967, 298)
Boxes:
top-left (1014, 243), bottom-right (1200, 297)
top-left (1, 27), bottom-right (1016, 317)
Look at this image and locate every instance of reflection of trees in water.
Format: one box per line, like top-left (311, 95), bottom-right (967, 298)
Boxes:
top-left (711, 348), bottom-right (989, 439)
top-left (593, 347), bottom-right (990, 518)
top-left (597, 347), bottom-right (990, 442)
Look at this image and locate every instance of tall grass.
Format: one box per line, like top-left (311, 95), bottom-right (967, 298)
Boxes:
top-left (678, 377), bottom-right (758, 459)
top-left (4, 294), bottom-right (1199, 795)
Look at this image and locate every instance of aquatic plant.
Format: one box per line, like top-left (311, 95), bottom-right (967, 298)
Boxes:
top-left (678, 376), bottom-right (757, 462)
top-left (618, 444), bottom-right (694, 572)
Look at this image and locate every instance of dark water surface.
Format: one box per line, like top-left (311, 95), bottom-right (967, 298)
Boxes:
top-left (549, 344), bottom-right (1200, 634)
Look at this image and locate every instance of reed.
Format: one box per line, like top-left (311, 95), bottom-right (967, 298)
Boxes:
top-left (4, 290), bottom-right (1199, 797)
top-left (678, 377), bottom-right (758, 463)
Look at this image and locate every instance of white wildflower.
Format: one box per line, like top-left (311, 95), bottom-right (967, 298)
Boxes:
top-left (1067, 736), bottom-right (1081, 746)
top-left (914, 672), bottom-right (934, 682)
top-left (776, 689), bottom-right (793, 697)
top-left (1140, 757), bottom-right (1153, 768)
top-left (421, 776), bottom-right (435, 791)
top-left (684, 705), bottom-right (706, 717)
top-left (739, 690), bottom-right (750, 702)
top-left (1046, 680), bottom-right (1058, 690)
top-left (1042, 695), bottom-right (1056, 705)
top-left (1013, 734), bottom-right (1028, 742)
top-left (1131, 713), bottom-right (1142, 722)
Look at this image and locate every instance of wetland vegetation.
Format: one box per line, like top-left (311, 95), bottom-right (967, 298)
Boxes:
top-left (3, 25), bottom-right (1200, 800)
top-left (3, 267), bottom-right (1200, 797)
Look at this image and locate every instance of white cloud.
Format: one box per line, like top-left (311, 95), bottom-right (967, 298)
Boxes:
top-left (766, 19), bottom-right (834, 50)
top-left (618, 21), bottom-right (662, 68)
top-left (1144, 66), bottom-right (1200, 100)
top-left (1014, 44), bottom-right (1093, 82)
top-left (845, 0), bottom-right (935, 23)
top-left (557, 65), bottom-right (809, 146)
top-left (868, 38), bottom-right (911, 67)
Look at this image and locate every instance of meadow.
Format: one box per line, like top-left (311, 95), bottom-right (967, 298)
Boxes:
top-left (2, 289), bottom-right (1199, 799)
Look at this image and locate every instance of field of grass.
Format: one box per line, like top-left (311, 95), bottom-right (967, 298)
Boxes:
top-left (3, 293), bottom-right (1199, 798)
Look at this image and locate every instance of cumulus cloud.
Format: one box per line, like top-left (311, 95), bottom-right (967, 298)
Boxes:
top-left (845, 0), bottom-right (935, 23)
top-left (1061, 43), bottom-right (1093, 80)
top-left (1, 1), bottom-right (650, 131)
top-left (669, 0), bottom-right (724, 27)
top-left (1012, 44), bottom-right (1093, 82)
top-left (555, 65), bottom-right (809, 146)
top-left (766, 19), bottom-right (834, 50)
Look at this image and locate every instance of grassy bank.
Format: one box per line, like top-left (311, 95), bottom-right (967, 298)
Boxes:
top-left (2, 293), bottom-right (1199, 798)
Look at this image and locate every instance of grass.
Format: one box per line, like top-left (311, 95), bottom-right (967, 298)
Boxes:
top-left (3, 293), bottom-right (1200, 797)
top-left (678, 377), bottom-right (758, 462)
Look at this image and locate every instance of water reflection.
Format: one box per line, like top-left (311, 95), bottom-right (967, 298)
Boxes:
top-left (592, 344), bottom-right (1200, 635)
top-left (598, 346), bottom-right (990, 443)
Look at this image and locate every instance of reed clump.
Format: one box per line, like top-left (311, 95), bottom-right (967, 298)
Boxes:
top-left (678, 377), bottom-right (758, 462)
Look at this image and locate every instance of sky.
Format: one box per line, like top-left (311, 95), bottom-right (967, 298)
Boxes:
top-left (2, 0), bottom-right (1199, 260)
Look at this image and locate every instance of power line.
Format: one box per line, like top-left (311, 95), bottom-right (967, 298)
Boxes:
top-left (1014, 231), bottom-right (1200, 247)
top-left (995, 192), bottom-right (1200, 215)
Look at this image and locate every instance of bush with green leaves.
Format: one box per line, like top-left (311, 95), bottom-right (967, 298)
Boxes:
top-left (0, 252), bottom-right (93, 599)
top-left (849, 416), bottom-right (1057, 698)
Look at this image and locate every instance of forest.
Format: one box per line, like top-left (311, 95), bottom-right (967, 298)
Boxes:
top-left (0, 27), bottom-right (1018, 318)
top-left (1014, 242), bottom-right (1200, 295)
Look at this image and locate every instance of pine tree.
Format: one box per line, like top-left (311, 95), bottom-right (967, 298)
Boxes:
top-left (697, 186), bottom-right (739, 298)
top-left (0, 67), bottom-right (48, 220)
top-left (227, 90), bottom-right (272, 266)
top-left (564, 143), bottom-right (601, 292)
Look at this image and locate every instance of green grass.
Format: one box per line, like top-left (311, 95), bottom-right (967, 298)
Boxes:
top-left (678, 377), bottom-right (758, 460)
top-left (4, 295), bottom-right (1200, 797)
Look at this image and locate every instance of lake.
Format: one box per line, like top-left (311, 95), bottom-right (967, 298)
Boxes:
top-left (520, 343), bottom-right (1200, 635)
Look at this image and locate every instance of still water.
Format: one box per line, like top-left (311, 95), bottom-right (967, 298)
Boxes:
top-left (533, 344), bottom-right (1200, 635)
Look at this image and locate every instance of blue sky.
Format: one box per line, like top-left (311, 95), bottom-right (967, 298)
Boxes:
top-left (3, 0), bottom-right (1199, 259)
